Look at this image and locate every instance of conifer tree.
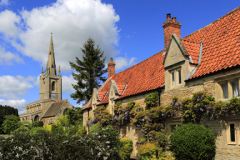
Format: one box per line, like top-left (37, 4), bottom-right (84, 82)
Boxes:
top-left (70, 38), bottom-right (107, 104)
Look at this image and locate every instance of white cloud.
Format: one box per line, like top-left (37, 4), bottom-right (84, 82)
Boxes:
top-left (0, 75), bottom-right (34, 99)
top-left (0, 99), bottom-right (26, 114)
top-left (1, 0), bottom-right (120, 72)
top-left (114, 53), bottom-right (137, 70)
top-left (0, 10), bottom-right (20, 37)
top-left (0, 46), bottom-right (24, 65)
top-left (62, 75), bottom-right (76, 93)
top-left (0, 0), bottom-right (9, 6)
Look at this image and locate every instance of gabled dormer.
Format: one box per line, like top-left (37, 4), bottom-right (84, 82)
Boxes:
top-left (163, 33), bottom-right (199, 91)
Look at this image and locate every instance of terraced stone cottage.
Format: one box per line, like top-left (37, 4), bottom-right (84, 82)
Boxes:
top-left (83, 7), bottom-right (240, 159)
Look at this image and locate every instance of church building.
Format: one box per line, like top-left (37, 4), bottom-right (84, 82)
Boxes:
top-left (19, 34), bottom-right (72, 125)
top-left (83, 7), bottom-right (240, 159)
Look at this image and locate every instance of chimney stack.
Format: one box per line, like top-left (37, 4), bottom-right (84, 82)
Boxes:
top-left (108, 58), bottom-right (116, 78)
top-left (162, 14), bottom-right (181, 48)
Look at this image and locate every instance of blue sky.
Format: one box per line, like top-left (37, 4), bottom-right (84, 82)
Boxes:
top-left (0, 0), bottom-right (238, 114)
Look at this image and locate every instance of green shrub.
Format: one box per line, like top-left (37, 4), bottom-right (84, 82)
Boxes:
top-left (32, 120), bottom-right (44, 128)
top-left (51, 123), bottom-right (65, 134)
top-left (18, 121), bottom-right (32, 129)
top-left (48, 122), bottom-right (54, 125)
top-left (2, 115), bottom-right (20, 134)
top-left (30, 127), bottom-right (50, 135)
top-left (14, 127), bottom-right (29, 134)
top-left (170, 123), bottom-right (216, 160)
top-left (77, 125), bottom-right (87, 136)
top-left (139, 142), bottom-right (162, 159)
top-left (119, 138), bottom-right (133, 160)
top-left (89, 123), bottom-right (101, 135)
top-left (65, 125), bottom-right (79, 135)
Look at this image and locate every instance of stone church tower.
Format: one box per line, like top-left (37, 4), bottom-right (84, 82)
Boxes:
top-left (39, 33), bottom-right (62, 101)
top-left (19, 33), bottom-right (72, 124)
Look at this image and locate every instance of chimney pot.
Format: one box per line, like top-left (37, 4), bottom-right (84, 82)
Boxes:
top-left (167, 13), bottom-right (171, 21)
top-left (172, 17), bottom-right (176, 22)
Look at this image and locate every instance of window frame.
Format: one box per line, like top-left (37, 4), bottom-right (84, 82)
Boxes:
top-left (169, 67), bottom-right (182, 89)
top-left (232, 80), bottom-right (239, 98)
top-left (178, 70), bottom-right (182, 84)
top-left (171, 71), bottom-right (175, 87)
top-left (226, 121), bottom-right (239, 145)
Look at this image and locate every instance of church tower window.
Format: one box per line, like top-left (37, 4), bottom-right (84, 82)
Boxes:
top-left (52, 81), bottom-right (55, 91)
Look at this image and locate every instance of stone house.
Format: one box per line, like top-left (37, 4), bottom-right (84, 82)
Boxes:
top-left (19, 34), bottom-right (72, 125)
top-left (83, 7), bottom-right (240, 159)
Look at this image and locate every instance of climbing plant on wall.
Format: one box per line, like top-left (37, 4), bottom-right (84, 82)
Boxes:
top-left (88, 90), bottom-right (240, 147)
top-left (87, 105), bottom-right (113, 127)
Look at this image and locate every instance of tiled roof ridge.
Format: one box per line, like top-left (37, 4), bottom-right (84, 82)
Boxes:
top-left (112, 49), bottom-right (166, 77)
top-left (183, 6), bottom-right (240, 40)
top-left (53, 99), bottom-right (66, 104)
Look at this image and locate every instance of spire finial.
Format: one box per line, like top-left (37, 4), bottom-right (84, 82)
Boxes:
top-left (41, 66), bottom-right (44, 74)
top-left (58, 66), bottom-right (61, 76)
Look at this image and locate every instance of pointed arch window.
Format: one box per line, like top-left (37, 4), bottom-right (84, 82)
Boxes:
top-left (51, 64), bottom-right (54, 68)
top-left (52, 81), bottom-right (55, 91)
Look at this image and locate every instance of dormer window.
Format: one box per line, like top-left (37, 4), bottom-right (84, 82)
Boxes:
top-left (170, 67), bottom-right (182, 88)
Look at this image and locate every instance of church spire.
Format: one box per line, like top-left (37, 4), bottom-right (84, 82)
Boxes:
top-left (46, 33), bottom-right (56, 76)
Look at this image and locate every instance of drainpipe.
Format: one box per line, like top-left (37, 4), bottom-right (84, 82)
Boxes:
top-left (157, 89), bottom-right (161, 106)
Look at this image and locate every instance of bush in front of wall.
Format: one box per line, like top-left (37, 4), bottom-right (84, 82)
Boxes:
top-left (29, 127), bottom-right (50, 135)
top-left (32, 120), bottom-right (44, 128)
top-left (139, 142), bottom-right (162, 159)
top-left (119, 138), bottom-right (133, 160)
top-left (51, 123), bottom-right (65, 135)
top-left (89, 123), bottom-right (101, 135)
top-left (170, 123), bottom-right (216, 160)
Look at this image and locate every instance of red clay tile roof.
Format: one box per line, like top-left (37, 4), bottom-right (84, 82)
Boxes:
top-left (85, 102), bottom-right (92, 109)
top-left (182, 6), bottom-right (240, 79)
top-left (83, 7), bottom-right (240, 109)
top-left (98, 91), bottom-right (107, 101)
top-left (98, 93), bottom-right (109, 105)
top-left (116, 84), bottom-right (126, 95)
top-left (181, 40), bottom-right (200, 64)
top-left (95, 49), bottom-right (166, 106)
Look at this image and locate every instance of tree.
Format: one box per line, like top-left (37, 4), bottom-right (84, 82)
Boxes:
top-left (0, 105), bottom-right (18, 133)
top-left (63, 107), bottom-right (83, 125)
top-left (2, 115), bottom-right (20, 134)
top-left (69, 38), bottom-right (107, 104)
